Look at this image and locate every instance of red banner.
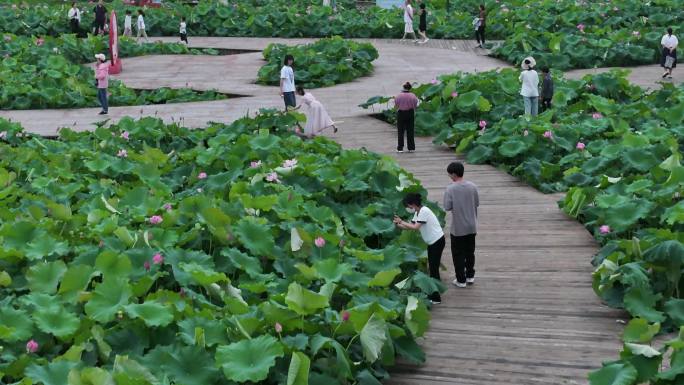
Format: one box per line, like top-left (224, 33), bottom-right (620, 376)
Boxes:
top-left (109, 10), bottom-right (122, 74)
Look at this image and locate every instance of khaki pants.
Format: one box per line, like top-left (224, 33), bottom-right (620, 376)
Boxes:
top-left (137, 27), bottom-right (149, 42)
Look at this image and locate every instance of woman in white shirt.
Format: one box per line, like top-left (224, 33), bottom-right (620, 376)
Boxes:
top-left (401, 0), bottom-right (417, 42)
top-left (68, 2), bottom-right (81, 35)
top-left (394, 193), bottom-right (445, 304)
top-left (519, 56), bottom-right (539, 116)
top-left (136, 9), bottom-right (149, 42)
top-left (661, 27), bottom-right (678, 79)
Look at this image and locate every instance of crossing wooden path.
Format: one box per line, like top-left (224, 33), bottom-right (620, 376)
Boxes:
top-left (0, 37), bottom-right (626, 384)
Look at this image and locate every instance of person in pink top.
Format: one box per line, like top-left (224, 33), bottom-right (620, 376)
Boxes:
top-left (294, 86), bottom-right (337, 138)
top-left (394, 82), bottom-right (419, 153)
top-left (94, 53), bottom-right (110, 115)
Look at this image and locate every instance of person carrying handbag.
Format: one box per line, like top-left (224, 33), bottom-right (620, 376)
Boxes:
top-left (661, 27), bottom-right (678, 79)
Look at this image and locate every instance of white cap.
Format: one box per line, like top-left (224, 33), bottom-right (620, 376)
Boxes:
top-left (522, 56), bottom-right (536, 69)
top-left (94, 53), bottom-right (106, 61)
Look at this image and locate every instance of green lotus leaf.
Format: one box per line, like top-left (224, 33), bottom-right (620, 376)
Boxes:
top-left (360, 313), bottom-right (387, 363)
top-left (623, 287), bottom-right (665, 323)
top-left (624, 343), bottom-right (661, 358)
top-left (286, 351), bottom-right (310, 385)
top-left (67, 367), bottom-right (115, 385)
top-left (25, 361), bottom-right (78, 385)
top-left (26, 260), bottom-right (67, 294)
top-left (455, 90), bottom-right (482, 110)
top-left (142, 345), bottom-right (219, 385)
top-left (466, 145), bottom-right (493, 164)
top-left (215, 335), bottom-right (284, 383)
top-left (622, 318), bottom-right (660, 343)
top-left (84, 278), bottom-right (132, 323)
top-left (604, 200), bottom-right (654, 232)
top-left (498, 138), bottom-right (528, 157)
top-left (34, 307), bottom-right (80, 339)
top-left (285, 282), bottom-right (329, 315)
top-left (368, 268), bottom-right (401, 287)
top-left (623, 148), bottom-right (659, 172)
top-left (95, 251), bottom-right (132, 279)
top-left (179, 262), bottom-right (228, 286)
top-left (404, 296), bottom-right (430, 337)
top-left (0, 307), bottom-right (33, 342)
top-left (125, 300), bottom-right (174, 327)
top-left (233, 217), bottom-right (275, 257)
top-left (588, 362), bottom-right (638, 385)
top-left (664, 298), bottom-right (684, 328)
top-left (314, 258), bottom-right (351, 282)
top-left (25, 235), bottom-right (69, 260)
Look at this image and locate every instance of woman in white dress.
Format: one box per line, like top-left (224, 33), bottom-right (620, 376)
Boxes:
top-left (402, 0), bottom-right (417, 42)
top-left (295, 87), bottom-right (337, 137)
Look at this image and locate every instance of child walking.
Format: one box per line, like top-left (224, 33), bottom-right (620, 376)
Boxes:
top-left (123, 10), bottom-right (132, 37)
top-left (136, 9), bottom-right (149, 42)
top-left (180, 17), bottom-right (188, 44)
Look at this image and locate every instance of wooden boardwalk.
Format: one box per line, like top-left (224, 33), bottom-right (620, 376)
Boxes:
top-left (1, 37), bottom-right (626, 384)
top-left (324, 116), bottom-right (624, 385)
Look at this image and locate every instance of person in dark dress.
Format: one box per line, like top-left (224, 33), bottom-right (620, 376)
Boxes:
top-left (93, 0), bottom-right (107, 35)
top-left (417, 3), bottom-right (429, 44)
top-left (394, 82), bottom-right (419, 153)
top-left (476, 4), bottom-right (486, 48)
top-left (540, 67), bottom-right (554, 111)
top-left (661, 27), bottom-right (678, 79)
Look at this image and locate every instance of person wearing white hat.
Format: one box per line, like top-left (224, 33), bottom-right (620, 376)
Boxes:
top-left (519, 57), bottom-right (539, 116)
top-left (94, 54), bottom-right (110, 115)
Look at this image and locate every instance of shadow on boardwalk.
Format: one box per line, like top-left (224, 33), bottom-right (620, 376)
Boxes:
top-left (323, 116), bottom-right (624, 385)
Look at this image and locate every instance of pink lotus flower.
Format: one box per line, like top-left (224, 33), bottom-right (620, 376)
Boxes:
top-left (198, 172), bottom-right (207, 179)
top-left (163, 203), bottom-right (172, 211)
top-left (149, 215), bottom-right (163, 225)
top-left (451, 92), bottom-right (458, 98)
top-left (341, 311), bottom-right (350, 322)
top-left (275, 322), bottom-right (283, 333)
top-left (26, 339), bottom-right (38, 353)
top-left (523, 130), bottom-right (529, 136)
top-left (152, 253), bottom-right (164, 264)
top-left (430, 79), bottom-right (439, 85)
top-left (117, 149), bottom-right (128, 158)
top-left (120, 131), bottom-right (129, 140)
top-left (599, 225), bottom-right (611, 234)
top-left (314, 236), bottom-right (326, 248)
top-left (282, 159), bottom-right (298, 168)
top-left (592, 112), bottom-right (602, 119)
top-left (576, 23), bottom-right (585, 32)
top-left (250, 160), bottom-right (262, 168)
top-left (576, 142), bottom-right (586, 150)
top-left (144, 261), bottom-right (151, 271)
top-left (35, 38), bottom-right (44, 46)
top-left (479, 120), bottom-right (487, 129)
top-left (543, 130), bottom-right (553, 138)
top-left (265, 172), bottom-right (280, 183)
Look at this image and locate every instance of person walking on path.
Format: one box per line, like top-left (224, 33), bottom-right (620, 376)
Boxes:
top-left (394, 193), bottom-right (445, 304)
top-left (68, 2), bottom-right (81, 35)
top-left (294, 87), bottom-right (337, 137)
top-left (401, 0), bottom-right (418, 42)
top-left (519, 57), bottom-right (539, 116)
top-left (93, 0), bottom-right (107, 35)
top-left (395, 82), bottom-right (418, 153)
top-left (417, 3), bottom-right (429, 44)
top-left (661, 27), bottom-right (678, 79)
top-left (475, 4), bottom-right (486, 48)
top-left (180, 17), bottom-right (188, 44)
top-left (94, 53), bottom-right (110, 115)
top-left (136, 10), bottom-right (149, 42)
top-left (123, 10), bottom-right (133, 37)
top-left (444, 162), bottom-right (479, 288)
top-left (280, 55), bottom-right (296, 110)
top-left (540, 66), bottom-right (554, 111)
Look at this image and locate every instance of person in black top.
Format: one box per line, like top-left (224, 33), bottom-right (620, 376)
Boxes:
top-left (93, 0), bottom-right (107, 35)
top-left (417, 3), bottom-right (429, 44)
top-left (540, 67), bottom-right (554, 111)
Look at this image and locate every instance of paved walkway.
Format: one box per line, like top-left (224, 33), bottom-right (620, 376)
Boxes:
top-left (1, 38), bottom-right (625, 384)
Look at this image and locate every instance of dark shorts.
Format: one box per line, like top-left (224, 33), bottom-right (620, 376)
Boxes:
top-left (283, 91), bottom-right (296, 109)
top-left (419, 23), bottom-right (427, 33)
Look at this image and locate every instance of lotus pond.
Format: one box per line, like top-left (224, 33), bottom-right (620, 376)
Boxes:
top-left (0, 110), bottom-right (445, 384)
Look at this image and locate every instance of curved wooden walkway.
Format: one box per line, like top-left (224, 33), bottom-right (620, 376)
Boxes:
top-left (1, 37), bottom-right (625, 384)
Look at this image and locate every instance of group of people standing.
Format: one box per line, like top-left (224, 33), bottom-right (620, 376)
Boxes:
top-left (68, 1), bottom-right (153, 42)
top-left (401, 0), bottom-right (487, 48)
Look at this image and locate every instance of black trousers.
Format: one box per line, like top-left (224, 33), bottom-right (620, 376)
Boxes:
top-left (397, 109), bottom-right (415, 151)
top-left (541, 98), bottom-right (552, 111)
top-left (427, 236), bottom-right (445, 302)
top-left (70, 19), bottom-right (80, 35)
top-left (180, 32), bottom-right (188, 44)
top-left (451, 233), bottom-right (476, 284)
top-left (476, 25), bottom-right (485, 45)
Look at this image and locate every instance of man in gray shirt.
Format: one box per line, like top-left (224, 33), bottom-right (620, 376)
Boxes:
top-left (443, 162), bottom-right (479, 288)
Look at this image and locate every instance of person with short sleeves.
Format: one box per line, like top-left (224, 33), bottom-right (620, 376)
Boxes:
top-left (123, 10), bottom-right (133, 37)
top-left (444, 162), bottom-right (479, 288)
top-left (519, 57), bottom-right (539, 116)
top-left (661, 27), bottom-right (678, 79)
top-left (476, 4), bottom-right (486, 48)
top-left (394, 193), bottom-right (445, 304)
top-left (417, 3), bottom-right (428, 44)
top-left (68, 2), bottom-right (81, 35)
top-left (137, 9), bottom-right (149, 42)
top-left (394, 82), bottom-right (418, 153)
top-left (180, 16), bottom-right (188, 44)
top-left (93, 0), bottom-right (107, 35)
top-left (280, 54), bottom-right (296, 109)
top-left (402, 0), bottom-right (417, 42)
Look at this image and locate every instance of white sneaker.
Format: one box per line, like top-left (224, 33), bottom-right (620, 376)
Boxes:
top-left (396, 149), bottom-right (404, 153)
top-left (424, 38), bottom-right (430, 44)
top-left (430, 299), bottom-right (441, 305)
top-left (452, 279), bottom-right (467, 288)
top-left (466, 277), bottom-right (475, 284)
top-left (408, 150), bottom-right (415, 153)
